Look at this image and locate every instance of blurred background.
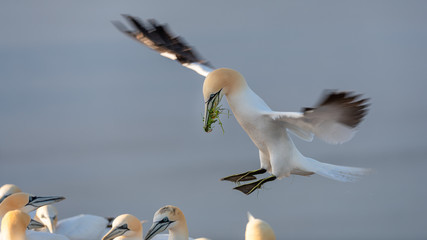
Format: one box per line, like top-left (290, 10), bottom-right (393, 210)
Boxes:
top-left (1, 1), bottom-right (426, 239)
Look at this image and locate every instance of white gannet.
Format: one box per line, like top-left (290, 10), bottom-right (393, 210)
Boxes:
top-left (144, 206), bottom-right (207, 240)
top-left (203, 69), bottom-right (370, 194)
top-left (0, 209), bottom-right (69, 240)
top-left (0, 185), bottom-right (22, 204)
top-left (0, 193), bottom-right (65, 222)
top-left (34, 205), bottom-right (110, 240)
top-left (114, 16), bottom-right (370, 195)
top-left (102, 214), bottom-right (144, 240)
top-left (34, 205), bottom-right (57, 233)
top-left (245, 212), bottom-right (276, 240)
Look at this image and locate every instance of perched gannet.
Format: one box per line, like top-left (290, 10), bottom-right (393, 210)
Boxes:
top-left (34, 205), bottom-right (57, 233)
top-left (0, 209), bottom-right (69, 240)
top-left (34, 205), bottom-right (109, 240)
top-left (145, 206), bottom-right (207, 240)
top-left (245, 212), bottom-right (276, 240)
top-left (115, 16), bottom-right (370, 195)
top-left (102, 214), bottom-right (143, 240)
top-left (0, 185), bottom-right (22, 204)
top-left (0, 193), bottom-right (65, 222)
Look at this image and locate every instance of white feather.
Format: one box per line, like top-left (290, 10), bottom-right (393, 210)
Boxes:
top-left (55, 214), bottom-right (108, 240)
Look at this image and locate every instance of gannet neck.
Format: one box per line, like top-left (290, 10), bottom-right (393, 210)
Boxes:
top-left (203, 68), bottom-right (248, 100)
top-left (1, 210), bottom-right (30, 240)
top-left (245, 213), bottom-right (276, 240)
top-left (0, 184), bottom-right (22, 203)
top-left (0, 193), bottom-right (30, 219)
top-left (35, 205), bottom-right (58, 233)
top-left (168, 222), bottom-right (189, 240)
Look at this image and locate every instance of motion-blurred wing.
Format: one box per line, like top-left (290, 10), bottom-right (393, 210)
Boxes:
top-left (265, 91), bottom-right (369, 144)
top-left (113, 15), bottom-right (214, 77)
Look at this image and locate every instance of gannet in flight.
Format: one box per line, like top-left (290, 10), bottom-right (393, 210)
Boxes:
top-left (34, 205), bottom-right (110, 240)
top-left (0, 184), bottom-right (22, 204)
top-left (114, 16), bottom-right (370, 195)
top-left (245, 212), bottom-right (276, 240)
top-left (0, 210), bottom-right (69, 240)
top-left (0, 193), bottom-right (65, 221)
top-left (144, 205), bottom-right (208, 240)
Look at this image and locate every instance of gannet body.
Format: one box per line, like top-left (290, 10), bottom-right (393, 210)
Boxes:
top-left (55, 214), bottom-right (109, 240)
top-left (0, 210), bottom-right (69, 240)
top-left (245, 212), bottom-right (276, 240)
top-left (34, 205), bottom-right (109, 239)
top-left (0, 185), bottom-right (22, 204)
top-left (115, 16), bottom-right (371, 195)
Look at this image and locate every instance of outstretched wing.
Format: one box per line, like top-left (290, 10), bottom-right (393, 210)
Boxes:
top-left (265, 91), bottom-right (369, 144)
top-left (113, 15), bottom-right (214, 77)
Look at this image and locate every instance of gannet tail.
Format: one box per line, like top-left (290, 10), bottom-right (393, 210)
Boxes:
top-left (113, 15), bottom-right (214, 77)
top-left (301, 157), bottom-right (371, 182)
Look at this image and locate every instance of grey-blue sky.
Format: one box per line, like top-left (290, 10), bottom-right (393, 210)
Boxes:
top-left (1, 1), bottom-right (427, 239)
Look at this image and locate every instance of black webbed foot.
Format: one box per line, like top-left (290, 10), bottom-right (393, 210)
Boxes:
top-left (233, 175), bottom-right (277, 195)
top-left (221, 169), bottom-right (267, 183)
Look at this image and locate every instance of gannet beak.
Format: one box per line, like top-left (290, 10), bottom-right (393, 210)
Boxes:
top-left (102, 224), bottom-right (130, 240)
top-left (23, 196), bottom-right (65, 213)
top-left (45, 216), bottom-right (56, 233)
top-left (144, 220), bottom-right (174, 240)
top-left (203, 89), bottom-right (223, 132)
top-left (27, 218), bottom-right (45, 230)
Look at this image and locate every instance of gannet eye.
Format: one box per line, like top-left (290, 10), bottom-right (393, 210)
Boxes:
top-left (41, 215), bottom-right (46, 219)
top-left (52, 216), bottom-right (57, 220)
top-left (161, 217), bottom-right (169, 223)
top-left (119, 223), bottom-right (129, 230)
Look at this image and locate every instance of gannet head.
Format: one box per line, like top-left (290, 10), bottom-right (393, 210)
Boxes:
top-left (202, 68), bottom-right (247, 132)
top-left (0, 192), bottom-right (65, 219)
top-left (102, 214), bottom-right (143, 240)
top-left (144, 205), bottom-right (188, 240)
top-left (245, 212), bottom-right (276, 240)
top-left (0, 184), bottom-right (22, 203)
top-left (1, 210), bottom-right (45, 239)
top-left (35, 205), bottom-right (58, 233)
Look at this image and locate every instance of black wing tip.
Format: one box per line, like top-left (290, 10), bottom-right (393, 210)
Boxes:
top-left (111, 20), bottom-right (130, 33)
top-left (114, 14), bottom-right (212, 68)
top-left (307, 90), bottom-right (370, 128)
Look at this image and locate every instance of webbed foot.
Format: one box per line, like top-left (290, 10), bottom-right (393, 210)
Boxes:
top-left (221, 168), bottom-right (267, 183)
top-left (233, 175), bottom-right (277, 195)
